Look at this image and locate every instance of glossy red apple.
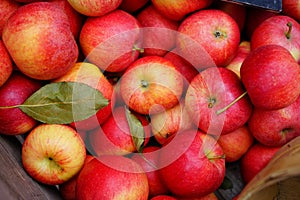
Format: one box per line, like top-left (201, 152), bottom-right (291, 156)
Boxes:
top-left (150, 195), bottom-right (177, 200)
top-left (0, 40), bottom-right (13, 87)
top-left (0, 0), bottom-right (20, 37)
top-left (119, 0), bottom-right (149, 13)
top-left (185, 67), bottom-right (253, 135)
top-left (282, 0), bottom-right (300, 22)
top-left (79, 9), bottom-right (142, 73)
top-left (240, 44), bottom-right (300, 110)
top-left (177, 9), bottom-right (240, 68)
top-left (0, 72), bottom-right (42, 135)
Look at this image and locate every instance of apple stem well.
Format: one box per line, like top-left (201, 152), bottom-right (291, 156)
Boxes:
top-left (216, 91), bottom-right (248, 115)
top-left (286, 22), bottom-right (293, 39)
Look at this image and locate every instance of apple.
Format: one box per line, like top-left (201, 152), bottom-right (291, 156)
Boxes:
top-left (177, 192), bottom-right (219, 200)
top-left (131, 146), bottom-right (170, 197)
top-left (240, 44), bottom-right (300, 110)
top-left (247, 95), bottom-right (300, 147)
top-left (177, 9), bottom-right (240, 68)
top-left (0, 40), bottom-right (13, 87)
top-left (150, 195), bottom-right (177, 200)
top-left (75, 155), bottom-right (149, 199)
top-left (0, 72), bottom-right (42, 135)
top-left (0, 0), bottom-right (20, 37)
top-left (150, 101), bottom-right (195, 145)
top-left (151, 0), bottom-right (213, 21)
top-left (53, 62), bottom-right (114, 131)
top-left (225, 41), bottom-right (251, 79)
top-left (89, 106), bottom-right (151, 156)
top-left (185, 67), bottom-right (253, 136)
top-left (250, 15), bottom-right (300, 63)
top-left (67, 0), bottom-right (122, 17)
top-left (240, 143), bottom-right (280, 184)
top-left (217, 125), bottom-right (254, 162)
top-left (22, 124), bottom-right (86, 185)
top-left (2, 2), bottom-right (79, 80)
top-left (136, 5), bottom-right (179, 57)
top-left (79, 9), bottom-right (142, 73)
top-left (158, 129), bottom-right (225, 198)
top-left (282, 0), bottom-right (300, 22)
top-left (120, 56), bottom-right (184, 115)
top-left (119, 0), bottom-right (149, 13)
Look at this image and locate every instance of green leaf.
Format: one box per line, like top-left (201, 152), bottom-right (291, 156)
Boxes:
top-left (19, 82), bottom-right (109, 124)
top-left (125, 106), bottom-right (145, 153)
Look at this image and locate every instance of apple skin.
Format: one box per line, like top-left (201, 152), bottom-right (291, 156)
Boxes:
top-left (177, 9), bottom-right (240, 68)
top-left (0, 0), bottom-right (20, 37)
top-left (185, 67), bottom-right (253, 135)
top-left (0, 40), bottom-right (13, 87)
top-left (89, 106), bottom-right (151, 156)
top-left (22, 124), bottom-right (87, 185)
top-left (247, 95), bottom-right (300, 147)
top-left (119, 0), bottom-right (149, 13)
top-left (136, 5), bottom-right (179, 57)
top-left (0, 72), bottom-right (42, 135)
top-left (2, 2), bottom-right (78, 80)
top-left (158, 129), bottom-right (225, 198)
top-left (150, 195), bottom-right (177, 200)
top-left (120, 56), bottom-right (184, 115)
top-left (217, 125), bottom-right (254, 162)
top-left (53, 62), bottom-right (114, 131)
top-left (250, 15), bottom-right (300, 63)
top-left (282, 0), bottom-right (300, 22)
top-left (67, 0), bottom-right (122, 17)
top-left (75, 155), bottom-right (149, 200)
top-left (176, 192), bottom-right (219, 200)
top-left (240, 143), bottom-right (280, 184)
top-left (151, 0), bottom-right (213, 21)
top-left (79, 9), bottom-right (142, 73)
top-left (240, 44), bottom-right (300, 110)
top-left (131, 146), bottom-right (170, 197)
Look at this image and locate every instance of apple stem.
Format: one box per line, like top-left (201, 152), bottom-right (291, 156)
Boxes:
top-left (132, 45), bottom-right (144, 53)
top-left (216, 91), bottom-right (248, 115)
top-left (286, 22), bottom-right (293, 39)
top-left (0, 105), bottom-right (20, 109)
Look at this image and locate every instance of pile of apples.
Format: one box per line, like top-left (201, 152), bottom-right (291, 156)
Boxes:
top-left (0, 0), bottom-right (300, 199)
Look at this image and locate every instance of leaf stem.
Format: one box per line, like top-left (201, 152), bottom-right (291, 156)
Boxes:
top-left (216, 91), bottom-right (248, 115)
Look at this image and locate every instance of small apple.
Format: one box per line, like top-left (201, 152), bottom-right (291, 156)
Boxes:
top-left (22, 124), bottom-right (86, 185)
top-left (240, 44), bottom-right (300, 110)
top-left (282, 0), bottom-right (300, 22)
top-left (0, 0), bottom-right (20, 37)
top-left (240, 143), bottom-right (280, 184)
top-left (75, 155), bottom-right (149, 199)
top-left (120, 56), bottom-right (184, 115)
top-left (177, 9), bottom-right (240, 68)
top-left (150, 195), bottom-right (177, 200)
top-left (119, 0), bottom-right (149, 13)
top-left (250, 15), bottom-right (300, 63)
top-left (151, 0), bottom-right (213, 21)
top-left (53, 62), bottom-right (114, 131)
top-left (2, 2), bottom-right (79, 80)
top-left (0, 40), bottom-right (13, 87)
top-left (158, 129), bottom-right (225, 198)
top-left (217, 125), bottom-right (254, 162)
top-left (67, 0), bottom-right (122, 17)
top-left (185, 67), bottom-right (253, 135)
top-left (0, 72), bottom-right (42, 135)
top-left (247, 95), bottom-right (300, 147)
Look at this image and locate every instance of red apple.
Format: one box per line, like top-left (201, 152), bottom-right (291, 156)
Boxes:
top-left (67, 0), bottom-right (122, 17)
top-left (89, 106), bottom-right (151, 156)
top-left (136, 5), bottom-right (179, 57)
top-left (151, 0), bottom-right (213, 21)
top-left (217, 125), bottom-right (254, 162)
top-left (79, 9), bottom-right (142, 73)
top-left (158, 129), bottom-right (225, 198)
top-left (2, 2), bottom-right (78, 80)
top-left (120, 56), bottom-right (184, 115)
top-left (0, 0), bottom-right (20, 37)
top-left (119, 0), bottom-right (149, 13)
top-left (0, 72), bottom-right (42, 135)
top-left (247, 95), bottom-right (300, 147)
top-left (150, 195), bottom-right (177, 200)
top-left (177, 192), bottom-right (219, 200)
top-left (22, 124), bottom-right (87, 185)
top-left (185, 67), bottom-right (253, 135)
top-left (282, 0), bottom-right (300, 22)
top-left (177, 9), bottom-right (240, 68)
top-left (75, 155), bottom-right (149, 199)
top-left (240, 44), bottom-right (300, 110)
top-left (131, 146), bottom-right (170, 197)
top-left (240, 143), bottom-right (280, 184)
top-left (53, 62), bottom-right (114, 131)
top-left (251, 15), bottom-right (300, 63)
top-left (0, 40), bottom-right (13, 87)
